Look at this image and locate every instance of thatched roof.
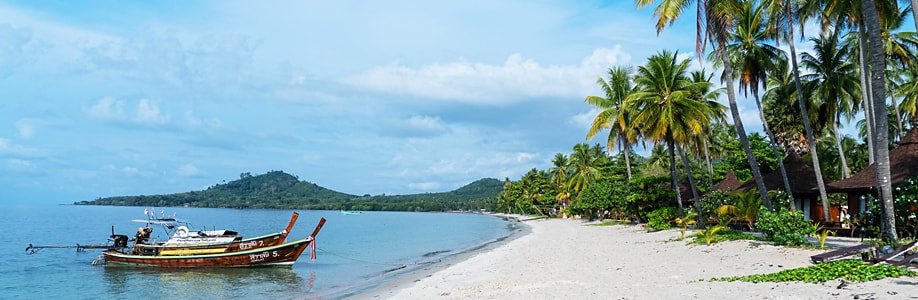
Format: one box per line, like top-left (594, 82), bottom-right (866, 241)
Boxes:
top-left (825, 128), bottom-right (918, 193)
top-left (713, 171), bottom-right (742, 192)
top-left (737, 151), bottom-right (821, 196)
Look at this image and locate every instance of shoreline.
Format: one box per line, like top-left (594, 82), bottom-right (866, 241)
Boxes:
top-left (369, 218), bottom-right (913, 299)
top-left (349, 214), bottom-right (531, 299)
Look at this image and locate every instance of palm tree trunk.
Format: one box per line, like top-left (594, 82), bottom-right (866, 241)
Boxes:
top-left (753, 91), bottom-right (794, 197)
top-left (668, 139), bottom-right (685, 213)
top-left (891, 96), bottom-right (905, 140)
top-left (833, 122), bottom-right (851, 178)
top-left (678, 146), bottom-right (705, 228)
top-left (858, 24), bottom-right (876, 166)
top-left (862, 0), bottom-right (899, 242)
top-left (717, 44), bottom-right (773, 210)
top-left (703, 138), bottom-right (715, 189)
top-left (911, 0), bottom-right (918, 32)
top-left (621, 132), bottom-right (633, 180)
top-left (785, 1), bottom-right (830, 221)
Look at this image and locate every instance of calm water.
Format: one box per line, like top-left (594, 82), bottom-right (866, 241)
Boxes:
top-left (0, 205), bottom-right (514, 299)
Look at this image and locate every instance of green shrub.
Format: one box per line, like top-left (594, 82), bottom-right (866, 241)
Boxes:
top-left (646, 206), bottom-right (680, 231)
top-left (700, 190), bottom-right (732, 219)
top-left (713, 260), bottom-right (917, 283)
top-left (755, 207), bottom-right (817, 246)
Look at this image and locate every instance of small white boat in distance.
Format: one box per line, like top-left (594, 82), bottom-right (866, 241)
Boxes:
top-left (340, 210), bottom-right (363, 215)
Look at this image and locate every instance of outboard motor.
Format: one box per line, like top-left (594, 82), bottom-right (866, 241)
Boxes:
top-left (134, 227), bottom-right (152, 244)
top-left (111, 234), bottom-right (129, 248)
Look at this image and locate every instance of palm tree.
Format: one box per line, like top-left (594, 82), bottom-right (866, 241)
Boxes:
top-left (861, 0), bottom-right (899, 242)
top-left (586, 67), bottom-right (637, 179)
top-left (627, 50), bottom-right (715, 213)
top-left (896, 64), bottom-right (918, 124)
top-left (722, 0), bottom-right (794, 196)
top-left (549, 153), bottom-right (571, 206)
top-left (567, 143), bottom-right (602, 197)
top-left (765, 0), bottom-right (831, 219)
top-left (880, 7), bottom-right (918, 137)
top-left (635, 0), bottom-right (774, 210)
top-left (689, 70), bottom-right (725, 188)
top-left (800, 32), bottom-right (861, 179)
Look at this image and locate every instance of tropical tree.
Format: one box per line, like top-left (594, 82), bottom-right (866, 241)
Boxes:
top-left (897, 64), bottom-right (918, 124)
top-left (549, 153), bottom-right (572, 206)
top-left (567, 143), bottom-right (603, 197)
top-left (627, 50), bottom-right (715, 213)
top-left (765, 0), bottom-right (831, 219)
top-left (722, 0), bottom-right (794, 196)
top-left (880, 7), bottom-right (918, 136)
top-left (635, 0), bottom-right (774, 210)
top-left (861, 0), bottom-right (900, 242)
top-left (800, 32), bottom-right (861, 179)
top-left (586, 67), bottom-right (638, 179)
top-left (689, 70), bottom-right (726, 188)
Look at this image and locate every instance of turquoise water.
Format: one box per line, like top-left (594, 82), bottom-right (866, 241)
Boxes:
top-left (0, 205), bottom-right (514, 299)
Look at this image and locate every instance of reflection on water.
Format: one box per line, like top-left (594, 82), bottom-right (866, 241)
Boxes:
top-left (103, 267), bottom-right (311, 298)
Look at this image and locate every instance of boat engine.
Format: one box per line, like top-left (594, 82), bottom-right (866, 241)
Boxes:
top-left (134, 227), bottom-right (152, 244)
top-left (111, 234), bottom-right (128, 248)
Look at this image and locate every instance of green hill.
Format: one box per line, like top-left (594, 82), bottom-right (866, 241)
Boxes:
top-left (75, 171), bottom-right (501, 211)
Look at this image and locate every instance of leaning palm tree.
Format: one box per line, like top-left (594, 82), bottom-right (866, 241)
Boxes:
top-left (721, 0), bottom-right (794, 196)
top-left (764, 0), bottom-right (831, 219)
top-left (635, 0), bottom-right (774, 210)
top-left (800, 32), bottom-right (861, 179)
top-left (627, 50), bottom-right (715, 213)
top-left (586, 67), bottom-right (638, 179)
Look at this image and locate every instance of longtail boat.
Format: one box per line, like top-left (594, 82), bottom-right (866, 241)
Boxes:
top-left (103, 217), bottom-right (326, 267)
top-left (132, 212), bottom-right (300, 256)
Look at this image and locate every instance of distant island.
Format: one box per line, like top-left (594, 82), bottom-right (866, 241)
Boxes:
top-left (75, 171), bottom-right (502, 212)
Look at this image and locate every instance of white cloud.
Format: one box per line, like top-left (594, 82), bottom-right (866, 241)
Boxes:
top-left (347, 46), bottom-right (632, 104)
top-left (408, 182), bottom-right (441, 191)
top-left (15, 119), bottom-right (36, 139)
top-left (121, 166), bottom-right (140, 176)
top-left (175, 163), bottom-right (202, 177)
top-left (406, 115), bottom-right (445, 131)
top-left (87, 97), bottom-right (172, 126)
top-left (0, 138), bottom-right (41, 157)
top-left (184, 111), bottom-right (223, 129)
top-left (569, 108), bottom-right (600, 130)
top-left (87, 97), bottom-right (128, 121)
top-left (135, 99), bottom-right (168, 125)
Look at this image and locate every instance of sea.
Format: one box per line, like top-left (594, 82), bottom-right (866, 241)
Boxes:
top-left (0, 205), bottom-right (516, 299)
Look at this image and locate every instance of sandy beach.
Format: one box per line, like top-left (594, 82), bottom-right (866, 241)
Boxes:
top-left (364, 217), bottom-right (916, 299)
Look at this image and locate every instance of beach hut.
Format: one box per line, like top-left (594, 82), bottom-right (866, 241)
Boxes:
top-left (736, 152), bottom-right (832, 222)
top-left (713, 171), bottom-right (742, 192)
top-left (825, 128), bottom-right (918, 218)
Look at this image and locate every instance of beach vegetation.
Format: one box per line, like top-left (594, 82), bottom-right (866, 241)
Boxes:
top-left (698, 225), bottom-right (727, 246)
top-left (755, 208), bottom-right (818, 246)
top-left (646, 206), bottom-right (680, 231)
top-left (675, 211), bottom-right (697, 239)
top-left (815, 228), bottom-right (835, 250)
top-left (691, 229), bottom-right (756, 246)
top-left (713, 260), bottom-right (917, 283)
top-left (714, 190), bottom-right (762, 230)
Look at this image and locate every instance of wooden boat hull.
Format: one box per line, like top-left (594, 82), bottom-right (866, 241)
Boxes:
top-left (103, 217), bottom-right (326, 268)
top-left (104, 237), bottom-right (313, 267)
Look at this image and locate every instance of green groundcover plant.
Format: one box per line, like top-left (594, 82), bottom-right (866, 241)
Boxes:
top-left (712, 260), bottom-right (917, 283)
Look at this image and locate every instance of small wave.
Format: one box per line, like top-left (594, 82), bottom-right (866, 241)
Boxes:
top-left (421, 250), bottom-right (451, 257)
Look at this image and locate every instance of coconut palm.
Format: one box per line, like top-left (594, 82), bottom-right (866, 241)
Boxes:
top-left (880, 7), bottom-right (918, 136)
top-left (896, 64), bottom-right (918, 124)
top-left (549, 153), bottom-right (571, 206)
top-left (689, 70), bottom-right (726, 188)
top-left (627, 50), bottom-right (715, 213)
top-left (635, 0), bottom-right (774, 210)
top-left (800, 32), bottom-right (862, 179)
top-left (721, 0), bottom-right (794, 196)
top-left (586, 67), bottom-right (638, 179)
top-left (764, 0), bottom-right (831, 220)
top-left (567, 143), bottom-right (602, 197)
top-left (861, 0), bottom-right (900, 242)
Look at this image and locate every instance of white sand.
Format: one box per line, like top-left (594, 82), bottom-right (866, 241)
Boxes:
top-left (367, 217), bottom-right (916, 299)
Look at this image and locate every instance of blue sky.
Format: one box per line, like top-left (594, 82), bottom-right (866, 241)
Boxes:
top-left (1, 1), bottom-right (898, 203)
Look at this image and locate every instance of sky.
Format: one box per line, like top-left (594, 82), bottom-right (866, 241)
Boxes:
top-left (1, 1), bottom-right (908, 203)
